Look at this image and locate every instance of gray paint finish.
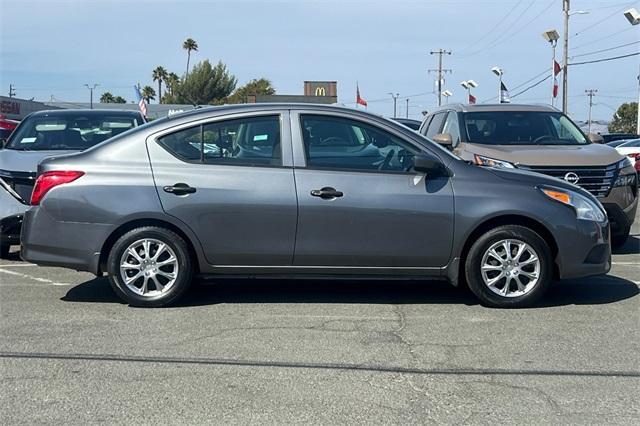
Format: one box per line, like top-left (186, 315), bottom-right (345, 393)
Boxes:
top-left (20, 103), bottom-right (610, 285)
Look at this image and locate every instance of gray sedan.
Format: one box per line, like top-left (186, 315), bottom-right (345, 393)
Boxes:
top-left (21, 104), bottom-right (611, 308)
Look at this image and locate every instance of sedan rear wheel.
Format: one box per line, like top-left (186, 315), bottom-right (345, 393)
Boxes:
top-left (465, 225), bottom-right (552, 308)
top-left (107, 227), bottom-right (193, 307)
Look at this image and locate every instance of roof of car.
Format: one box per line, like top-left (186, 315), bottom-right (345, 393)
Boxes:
top-left (28, 109), bottom-right (144, 117)
top-left (427, 103), bottom-right (560, 114)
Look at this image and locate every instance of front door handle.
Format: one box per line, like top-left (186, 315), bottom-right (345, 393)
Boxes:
top-left (163, 183), bottom-right (197, 195)
top-left (310, 187), bottom-right (343, 199)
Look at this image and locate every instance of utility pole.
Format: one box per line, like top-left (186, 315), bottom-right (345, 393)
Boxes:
top-left (8, 84), bottom-right (16, 98)
top-left (406, 98), bottom-right (409, 118)
top-left (429, 49), bottom-right (452, 107)
top-left (84, 83), bottom-right (99, 109)
top-left (585, 89), bottom-right (597, 134)
top-left (388, 92), bottom-right (399, 118)
top-left (562, 0), bottom-right (570, 114)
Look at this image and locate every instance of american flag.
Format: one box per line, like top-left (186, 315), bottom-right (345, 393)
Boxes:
top-left (134, 85), bottom-right (148, 118)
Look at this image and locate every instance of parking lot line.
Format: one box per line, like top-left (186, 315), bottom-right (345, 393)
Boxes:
top-left (0, 267), bottom-right (70, 286)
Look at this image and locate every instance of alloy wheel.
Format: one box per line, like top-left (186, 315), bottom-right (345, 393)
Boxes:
top-left (119, 238), bottom-right (179, 296)
top-left (480, 239), bottom-right (541, 298)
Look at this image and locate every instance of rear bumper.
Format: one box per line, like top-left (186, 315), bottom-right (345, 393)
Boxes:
top-left (20, 207), bottom-right (110, 274)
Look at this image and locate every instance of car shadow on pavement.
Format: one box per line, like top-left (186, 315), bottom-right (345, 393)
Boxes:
top-left (612, 235), bottom-right (640, 255)
top-left (61, 275), bottom-right (638, 308)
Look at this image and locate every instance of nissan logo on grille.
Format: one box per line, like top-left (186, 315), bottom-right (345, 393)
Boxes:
top-left (564, 172), bottom-right (580, 185)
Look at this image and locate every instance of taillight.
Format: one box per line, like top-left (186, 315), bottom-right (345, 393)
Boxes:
top-left (30, 171), bottom-right (84, 205)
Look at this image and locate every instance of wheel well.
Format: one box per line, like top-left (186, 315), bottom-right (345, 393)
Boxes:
top-left (458, 215), bottom-right (560, 281)
top-left (98, 219), bottom-right (200, 275)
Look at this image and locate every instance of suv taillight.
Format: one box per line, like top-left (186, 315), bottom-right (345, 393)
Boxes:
top-left (30, 171), bottom-right (84, 205)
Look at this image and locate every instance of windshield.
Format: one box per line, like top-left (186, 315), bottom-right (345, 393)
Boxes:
top-left (463, 111), bottom-right (588, 146)
top-left (6, 113), bottom-right (141, 151)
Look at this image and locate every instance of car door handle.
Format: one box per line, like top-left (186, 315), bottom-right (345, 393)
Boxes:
top-left (310, 187), bottom-right (343, 199)
top-left (163, 183), bottom-right (197, 195)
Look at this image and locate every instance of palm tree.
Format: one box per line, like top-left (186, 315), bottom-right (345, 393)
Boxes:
top-left (141, 86), bottom-right (156, 104)
top-left (182, 38), bottom-right (198, 75)
top-left (152, 66), bottom-right (168, 103)
top-left (166, 72), bottom-right (180, 95)
top-left (99, 92), bottom-right (115, 103)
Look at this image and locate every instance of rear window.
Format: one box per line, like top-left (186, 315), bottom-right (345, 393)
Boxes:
top-left (5, 113), bottom-right (141, 151)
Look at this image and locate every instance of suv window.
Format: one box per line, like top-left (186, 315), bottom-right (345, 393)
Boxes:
top-left (301, 115), bottom-right (418, 172)
top-left (158, 115), bottom-right (281, 166)
top-left (425, 112), bottom-right (447, 138)
top-left (442, 112), bottom-right (461, 146)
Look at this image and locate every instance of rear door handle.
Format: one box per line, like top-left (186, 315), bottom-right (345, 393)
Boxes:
top-left (310, 187), bottom-right (343, 199)
top-left (163, 183), bottom-right (197, 195)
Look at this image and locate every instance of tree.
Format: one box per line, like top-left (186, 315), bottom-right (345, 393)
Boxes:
top-left (226, 78), bottom-right (276, 104)
top-left (113, 96), bottom-right (127, 104)
top-left (100, 92), bottom-right (115, 103)
top-left (165, 72), bottom-right (180, 95)
top-left (141, 86), bottom-right (156, 104)
top-left (152, 66), bottom-right (168, 103)
top-left (173, 60), bottom-right (237, 105)
top-left (609, 102), bottom-right (638, 134)
top-left (182, 38), bottom-right (198, 76)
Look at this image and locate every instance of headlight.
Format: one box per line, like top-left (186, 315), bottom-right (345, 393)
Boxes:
top-left (473, 154), bottom-right (515, 169)
top-left (618, 157), bottom-right (633, 170)
top-left (614, 158), bottom-right (638, 187)
top-left (540, 187), bottom-right (606, 222)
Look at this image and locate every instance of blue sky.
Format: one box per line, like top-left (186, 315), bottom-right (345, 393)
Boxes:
top-left (1, 0), bottom-right (638, 121)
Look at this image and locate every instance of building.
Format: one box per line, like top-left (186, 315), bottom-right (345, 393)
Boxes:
top-left (247, 81), bottom-right (338, 104)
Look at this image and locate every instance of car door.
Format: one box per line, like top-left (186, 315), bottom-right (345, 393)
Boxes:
top-left (146, 111), bottom-right (297, 266)
top-left (290, 111), bottom-right (455, 268)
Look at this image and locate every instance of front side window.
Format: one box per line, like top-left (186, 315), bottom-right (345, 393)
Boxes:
top-left (6, 114), bottom-right (140, 151)
top-left (157, 115), bottom-right (281, 166)
top-left (301, 115), bottom-right (418, 172)
top-left (442, 112), bottom-right (461, 146)
top-left (425, 113), bottom-right (447, 138)
top-left (463, 111), bottom-right (588, 145)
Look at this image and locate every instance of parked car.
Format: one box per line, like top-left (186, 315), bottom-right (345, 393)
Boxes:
top-left (606, 139), bottom-right (632, 148)
top-left (419, 104), bottom-right (638, 247)
top-left (614, 138), bottom-right (640, 169)
top-left (391, 117), bottom-right (422, 131)
top-left (0, 115), bottom-right (19, 141)
top-left (0, 109), bottom-right (145, 257)
top-left (21, 104), bottom-right (611, 308)
top-left (601, 133), bottom-right (639, 144)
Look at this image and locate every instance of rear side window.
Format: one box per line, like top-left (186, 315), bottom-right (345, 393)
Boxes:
top-left (425, 113), bottom-right (446, 138)
top-left (157, 115), bottom-right (282, 166)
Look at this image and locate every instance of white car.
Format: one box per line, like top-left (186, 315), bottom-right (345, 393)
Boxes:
top-left (615, 139), bottom-right (640, 165)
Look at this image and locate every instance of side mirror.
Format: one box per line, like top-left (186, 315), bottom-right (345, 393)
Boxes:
top-left (432, 133), bottom-right (453, 146)
top-left (587, 133), bottom-right (604, 144)
top-left (0, 138), bottom-right (7, 149)
top-left (413, 153), bottom-right (446, 175)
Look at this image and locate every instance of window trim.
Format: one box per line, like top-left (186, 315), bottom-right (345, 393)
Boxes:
top-left (152, 112), bottom-right (289, 168)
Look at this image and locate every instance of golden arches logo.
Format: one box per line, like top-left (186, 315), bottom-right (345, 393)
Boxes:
top-left (314, 87), bottom-right (326, 96)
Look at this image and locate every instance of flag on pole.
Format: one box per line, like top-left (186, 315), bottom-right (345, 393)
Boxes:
top-left (500, 82), bottom-right (511, 104)
top-left (552, 60), bottom-right (561, 99)
top-left (134, 85), bottom-right (148, 117)
top-left (356, 84), bottom-right (367, 107)
top-left (468, 94), bottom-right (477, 105)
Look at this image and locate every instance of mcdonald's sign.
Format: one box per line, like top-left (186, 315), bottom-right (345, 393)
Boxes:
top-left (314, 87), bottom-right (326, 96)
top-left (304, 81), bottom-right (337, 98)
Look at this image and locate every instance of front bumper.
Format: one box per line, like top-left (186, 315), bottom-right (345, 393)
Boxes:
top-left (555, 217), bottom-right (611, 280)
top-left (0, 184), bottom-right (28, 245)
top-left (598, 172), bottom-right (638, 237)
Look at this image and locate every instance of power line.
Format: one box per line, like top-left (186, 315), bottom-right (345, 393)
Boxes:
top-left (511, 75), bottom-right (551, 98)
top-left (456, 0), bottom-right (524, 54)
top-left (573, 3), bottom-right (638, 37)
top-left (571, 26), bottom-right (635, 51)
top-left (569, 51), bottom-right (640, 66)
top-left (571, 41), bottom-right (640, 58)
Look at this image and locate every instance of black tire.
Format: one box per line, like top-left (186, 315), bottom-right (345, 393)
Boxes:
top-left (464, 225), bottom-right (553, 308)
top-left (107, 226), bottom-right (193, 307)
top-left (0, 243), bottom-right (9, 259)
top-left (611, 228), bottom-right (630, 249)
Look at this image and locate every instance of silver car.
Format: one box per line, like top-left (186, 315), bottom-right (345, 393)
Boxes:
top-left (21, 104), bottom-right (612, 308)
top-left (0, 109), bottom-right (145, 257)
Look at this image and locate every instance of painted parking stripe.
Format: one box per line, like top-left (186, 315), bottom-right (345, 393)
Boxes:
top-left (0, 267), bottom-right (70, 286)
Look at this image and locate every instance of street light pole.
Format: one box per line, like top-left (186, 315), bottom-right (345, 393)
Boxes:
top-left (585, 89), bottom-right (597, 134)
top-left (562, 0), bottom-right (570, 114)
top-left (625, 8), bottom-right (640, 134)
top-left (84, 83), bottom-right (98, 109)
top-left (388, 92), bottom-right (399, 118)
top-left (406, 98), bottom-right (409, 118)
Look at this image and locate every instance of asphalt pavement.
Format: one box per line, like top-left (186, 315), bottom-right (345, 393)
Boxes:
top-left (1, 213), bottom-right (639, 424)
